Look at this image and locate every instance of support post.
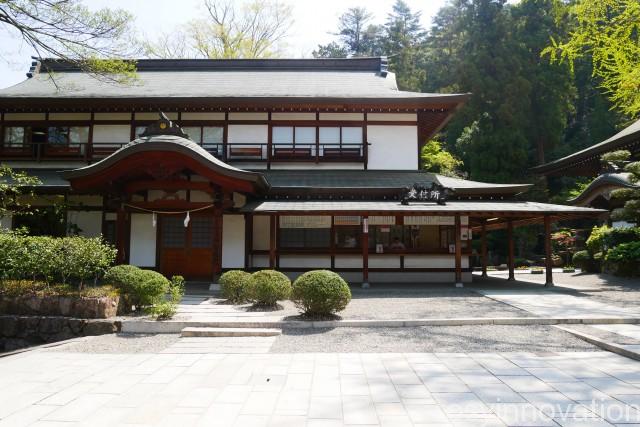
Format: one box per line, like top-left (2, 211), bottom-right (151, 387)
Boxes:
top-left (544, 215), bottom-right (554, 287)
top-left (481, 220), bottom-right (488, 278)
top-left (213, 209), bottom-right (223, 277)
top-left (455, 214), bottom-right (463, 287)
top-left (244, 214), bottom-right (252, 270)
top-left (115, 206), bottom-right (126, 264)
top-left (269, 215), bottom-right (276, 268)
top-left (507, 219), bottom-right (515, 281)
top-left (362, 215), bottom-right (369, 288)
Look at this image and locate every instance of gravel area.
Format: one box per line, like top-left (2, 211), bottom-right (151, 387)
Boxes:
top-left (45, 333), bottom-right (180, 353)
top-left (212, 286), bottom-right (528, 319)
top-left (563, 325), bottom-right (640, 345)
top-left (271, 325), bottom-right (599, 353)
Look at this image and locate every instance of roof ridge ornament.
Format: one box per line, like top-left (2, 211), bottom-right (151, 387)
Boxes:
top-left (139, 112), bottom-right (189, 139)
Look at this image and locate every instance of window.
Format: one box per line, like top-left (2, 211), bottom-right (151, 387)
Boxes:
top-left (369, 225), bottom-right (442, 252)
top-left (295, 127), bottom-right (315, 144)
top-left (273, 127), bottom-right (293, 145)
top-left (319, 127), bottom-right (340, 144)
top-left (202, 127), bottom-right (223, 145)
top-left (342, 127), bottom-right (363, 144)
top-left (3, 127), bottom-right (28, 147)
top-left (47, 126), bottom-right (89, 145)
top-left (279, 228), bottom-right (330, 249)
top-left (191, 217), bottom-right (213, 248)
top-left (335, 225), bottom-right (361, 249)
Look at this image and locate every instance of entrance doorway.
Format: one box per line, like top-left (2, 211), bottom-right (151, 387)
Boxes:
top-left (159, 214), bottom-right (215, 280)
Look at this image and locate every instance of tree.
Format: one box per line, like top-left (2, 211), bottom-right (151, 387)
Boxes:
top-left (543, 0), bottom-right (640, 117)
top-left (313, 7), bottom-right (383, 58)
top-left (144, 0), bottom-right (293, 59)
top-left (0, 0), bottom-right (137, 81)
top-left (382, 0), bottom-right (426, 91)
top-left (0, 165), bottom-right (41, 221)
top-left (420, 140), bottom-right (463, 178)
top-left (602, 150), bottom-right (640, 224)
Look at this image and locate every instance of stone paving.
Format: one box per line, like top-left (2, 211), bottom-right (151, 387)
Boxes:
top-left (3, 349), bottom-right (640, 426)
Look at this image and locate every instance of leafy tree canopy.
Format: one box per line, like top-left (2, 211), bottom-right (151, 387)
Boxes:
top-left (0, 0), bottom-right (137, 82)
top-left (420, 140), bottom-right (464, 178)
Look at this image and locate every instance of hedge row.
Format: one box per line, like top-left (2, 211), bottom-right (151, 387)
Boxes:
top-left (578, 226), bottom-right (640, 276)
top-left (0, 232), bottom-right (116, 288)
top-left (219, 269), bottom-right (352, 316)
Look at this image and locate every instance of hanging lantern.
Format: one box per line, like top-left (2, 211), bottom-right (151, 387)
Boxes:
top-left (152, 212), bottom-right (157, 228)
top-left (184, 211), bottom-right (190, 228)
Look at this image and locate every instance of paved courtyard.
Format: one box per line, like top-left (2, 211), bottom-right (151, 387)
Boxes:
top-left (3, 348), bottom-right (640, 426)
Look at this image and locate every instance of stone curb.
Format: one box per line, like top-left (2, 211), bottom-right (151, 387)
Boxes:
top-left (554, 325), bottom-right (640, 362)
top-left (120, 317), bottom-right (640, 334)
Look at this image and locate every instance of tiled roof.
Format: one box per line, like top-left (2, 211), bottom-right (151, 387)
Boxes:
top-left (0, 57), bottom-right (468, 103)
top-left (242, 200), bottom-right (605, 214)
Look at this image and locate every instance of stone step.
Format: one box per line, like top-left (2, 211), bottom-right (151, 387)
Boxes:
top-left (180, 327), bottom-right (282, 337)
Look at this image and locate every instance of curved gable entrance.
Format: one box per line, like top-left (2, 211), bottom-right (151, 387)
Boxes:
top-left (62, 114), bottom-right (269, 279)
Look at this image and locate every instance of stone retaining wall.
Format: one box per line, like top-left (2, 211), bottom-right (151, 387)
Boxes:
top-left (0, 315), bottom-right (121, 352)
top-left (0, 295), bottom-right (119, 319)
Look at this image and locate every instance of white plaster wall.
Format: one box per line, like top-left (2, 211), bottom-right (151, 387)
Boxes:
top-left (93, 125), bottom-right (131, 143)
top-left (369, 255), bottom-right (401, 268)
top-left (367, 113), bottom-right (417, 122)
top-left (181, 112), bottom-right (225, 120)
top-left (367, 125), bottom-right (418, 170)
top-left (3, 113), bottom-right (46, 120)
top-left (403, 255), bottom-right (469, 269)
top-left (229, 112), bottom-right (268, 121)
top-left (319, 113), bottom-right (364, 121)
top-left (228, 125), bottom-right (268, 143)
top-left (136, 112), bottom-right (178, 120)
top-left (233, 193), bottom-right (247, 208)
top-left (271, 112), bottom-right (316, 121)
top-left (67, 211), bottom-right (102, 238)
top-left (94, 113), bottom-right (131, 121)
top-left (252, 216), bottom-right (270, 250)
top-left (222, 215), bottom-right (245, 269)
top-left (0, 214), bottom-right (12, 230)
top-left (130, 213), bottom-right (157, 268)
top-left (279, 255), bottom-right (331, 269)
top-left (48, 113), bottom-right (91, 121)
top-left (335, 255), bottom-right (363, 269)
top-left (190, 191), bottom-right (214, 202)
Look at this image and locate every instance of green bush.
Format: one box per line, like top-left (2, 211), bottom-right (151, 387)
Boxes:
top-left (147, 301), bottom-right (177, 320)
top-left (605, 241), bottom-right (640, 276)
top-left (291, 270), bottom-right (351, 315)
top-left (169, 275), bottom-right (185, 303)
top-left (572, 250), bottom-right (590, 270)
top-left (219, 270), bottom-right (251, 303)
top-left (247, 270), bottom-right (291, 306)
top-left (104, 265), bottom-right (170, 309)
top-left (585, 225), bottom-right (609, 254)
top-left (586, 225), bottom-right (640, 254)
top-left (0, 232), bottom-right (116, 288)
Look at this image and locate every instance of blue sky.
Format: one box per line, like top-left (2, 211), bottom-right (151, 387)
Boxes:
top-left (0, 0), bottom-right (447, 89)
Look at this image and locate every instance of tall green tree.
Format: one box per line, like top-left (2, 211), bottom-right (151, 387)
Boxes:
top-left (543, 0), bottom-right (640, 117)
top-left (0, 0), bottom-right (137, 81)
top-left (313, 7), bottom-right (382, 58)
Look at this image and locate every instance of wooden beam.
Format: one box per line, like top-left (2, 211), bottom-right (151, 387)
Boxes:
top-left (481, 221), bottom-right (488, 278)
top-left (544, 215), bottom-right (554, 287)
top-left (507, 219), bottom-right (515, 281)
top-left (124, 180), bottom-right (214, 194)
top-left (245, 214), bottom-right (252, 270)
top-left (455, 214), bottom-right (462, 286)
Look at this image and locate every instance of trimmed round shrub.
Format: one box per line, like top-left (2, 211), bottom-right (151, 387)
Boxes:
top-left (292, 270), bottom-right (351, 315)
top-left (219, 270), bottom-right (251, 303)
top-left (104, 265), bottom-right (169, 308)
top-left (572, 250), bottom-right (590, 270)
top-left (247, 270), bottom-right (292, 306)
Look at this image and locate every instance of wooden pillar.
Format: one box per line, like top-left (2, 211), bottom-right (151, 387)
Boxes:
top-left (269, 214), bottom-right (276, 268)
top-left (544, 215), bottom-right (554, 287)
top-left (362, 215), bottom-right (369, 288)
top-left (115, 206), bottom-right (127, 264)
top-left (213, 209), bottom-right (223, 276)
top-left (455, 214), bottom-right (462, 286)
top-left (507, 219), bottom-right (515, 281)
top-left (481, 221), bottom-right (488, 277)
top-left (244, 214), bottom-right (253, 270)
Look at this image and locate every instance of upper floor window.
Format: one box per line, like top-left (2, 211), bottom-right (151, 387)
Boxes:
top-left (47, 126), bottom-right (89, 145)
top-left (182, 126), bottom-right (224, 146)
top-left (319, 127), bottom-right (363, 146)
top-left (3, 126), bottom-right (29, 147)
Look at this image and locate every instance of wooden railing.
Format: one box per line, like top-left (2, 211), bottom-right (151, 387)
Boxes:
top-left (0, 141), bottom-right (366, 163)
